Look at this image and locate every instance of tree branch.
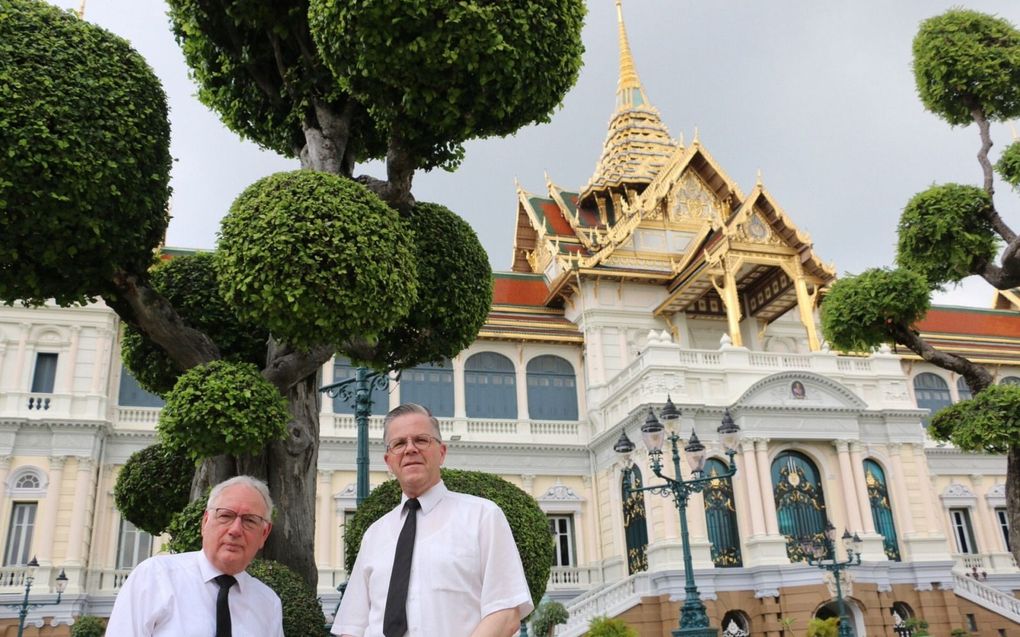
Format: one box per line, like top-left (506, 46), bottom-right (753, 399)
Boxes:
top-left (972, 107), bottom-right (1016, 243)
top-left (355, 134), bottom-right (417, 211)
top-left (105, 271), bottom-right (221, 370)
top-left (889, 322), bottom-right (993, 393)
top-left (301, 98), bottom-right (355, 174)
top-left (970, 253), bottom-right (1020, 289)
top-left (262, 337), bottom-right (335, 393)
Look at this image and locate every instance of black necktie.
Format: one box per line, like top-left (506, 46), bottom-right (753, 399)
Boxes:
top-left (214, 574), bottom-right (237, 637)
top-left (383, 498), bottom-right (421, 637)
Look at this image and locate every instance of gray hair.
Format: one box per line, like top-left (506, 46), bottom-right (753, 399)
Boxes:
top-left (207, 475), bottom-right (274, 520)
top-left (383, 403), bottom-right (442, 443)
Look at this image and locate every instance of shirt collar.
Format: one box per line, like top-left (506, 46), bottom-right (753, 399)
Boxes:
top-left (197, 549), bottom-right (252, 593)
top-left (401, 480), bottom-right (447, 516)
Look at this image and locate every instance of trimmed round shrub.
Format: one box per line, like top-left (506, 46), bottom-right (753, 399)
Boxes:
top-left (308, 0), bottom-right (586, 168)
top-left (158, 361), bottom-right (289, 461)
top-left (216, 171), bottom-right (418, 350)
top-left (122, 252), bottom-right (269, 395)
top-left (166, 495), bottom-right (206, 554)
top-left (247, 559), bottom-right (328, 637)
top-left (820, 268), bottom-right (931, 353)
top-left (0, 0), bottom-right (171, 305)
top-left (896, 184), bottom-right (998, 289)
top-left (344, 468), bottom-right (553, 606)
top-left (996, 140), bottom-right (1020, 190)
top-left (114, 443), bottom-right (195, 535)
top-left (587, 616), bottom-right (637, 637)
top-left (913, 9), bottom-right (1020, 125)
top-left (930, 384), bottom-right (1020, 453)
top-left (354, 202), bottom-right (492, 371)
top-left (531, 599), bottom-right (568, 637)
top-left (70, 615), bottom-right (106, 637)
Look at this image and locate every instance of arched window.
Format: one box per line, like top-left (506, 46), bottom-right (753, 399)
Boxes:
top-left (526, 355), bottom-right (578, 421)
top-left (771, 451), bottom-right (829, 562)
top-left (332, 357), bottom-right (388, 415)
top-left (621, 466), bottom-right (648, 575)
top-left (864, 459), bottom-right (900, 561)
top-left (721, 611), bottom-right (750, 637)
top-left (703, 458), bottom-right (741, 567)
top-left (398, 360), bottom-right (453, 418)
top-left (118, 368), bottom-right (165, 408)
top-left (464, 352), bottom-right (517, 419)
top-left (913, 373), bottom-right (951, 424)
top-left (13, 474), bottom-right (38, 490)
top-left (956, 377), bottom-right (972, 402)
top-left (1000, 376), bottom-right (1020, 386)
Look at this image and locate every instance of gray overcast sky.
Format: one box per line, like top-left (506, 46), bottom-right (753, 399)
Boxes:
top-left (49, 0), bottom-right (1020, 309)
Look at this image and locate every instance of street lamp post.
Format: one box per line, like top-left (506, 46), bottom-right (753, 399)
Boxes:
top-left (798, 523), bottom-right (862, 637)
top-left (614, 399), bottom-right (742, 637)
top-left (2, 557), bottom-right (69, 637)
top-left (320, 367), bottom-right (389, 505)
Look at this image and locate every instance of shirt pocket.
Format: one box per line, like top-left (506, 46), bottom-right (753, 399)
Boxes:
top-left (424, 543), bottom-right (479, 594)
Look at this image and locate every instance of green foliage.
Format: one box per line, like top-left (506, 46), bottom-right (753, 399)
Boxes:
top-left (995, 140), bottom-right (1020, 189)
top-left (216, 171), bottom-right (418, 350)
top-left (158, 361), bottom-right (289, 461)
top-left (913, 9), bottom-right (1020, 126)
top-left (113, 443), bottom-right (195, 535)
top-left (930, 384), bottom-right (1020, 453)
top-left (121, 252), bottom-right (269, 395)
top-left (70, 615), bottom-right (106, 637)
top-left (896, 184), bottom-right (998, 289)
top-left (820, 268), bottom-right (931, 352)
top-left (585, 616), bottom-right (637, 637)
top-left (904, 618), bottom-right (931, 636)
top-left (309, 0), bottom-right (586, 169)
top-left (344, 468), bottom-right (553, 606)
top-left (531, 599), bottom-right (569, 637)
top-left (806, 617), bottom-right (839, 637)
top-left (246, 559), bottom-right (328, 637)
top-left (166, 494), bottom-right (206, 554)
top-left (950, 629), bottom-right (971, 637)
top-left (355, 202), bottom-right (492, 371)
top-left (0, 0), bottom-right (171, 305)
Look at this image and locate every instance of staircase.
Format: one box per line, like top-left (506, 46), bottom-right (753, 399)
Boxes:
top-left (553, 572), bottom-right (651, 637)
top-left (952, 572), bottom-right (1020, 624)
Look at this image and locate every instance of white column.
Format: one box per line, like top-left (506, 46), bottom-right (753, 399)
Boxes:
top-left (515, 345), bottom-right (529, 421)
top-left (907, 444), bottom-right (941, 535)
top-left (59, 326), bottom-right (81, 394)
top-left (452, 354), bottom-right (466, 419)
top-left (36, 456), bottom-right (66, 566)
top-left (886, 444), bottom-right (915, 536)
top-left (755, 440), bottom-right (780, 535)
top-left (64, 458), bottom-right (93, 565)
top-left (89, 328), bottom-right (113, 394)
top-left (586, 328), bottom-right (606, 386)
top-left (835, 441), bottom-right (864, 532)
top-left (740, 440), bottom-right (766, 536)
top-left (315, 471), bottom-right (333, 564)
top-left (849, 443), bottom-right (876, 534)
top-left (12, 324), bottom-right (30, 391)
top-left (319, 360), bottom-right (334, 416)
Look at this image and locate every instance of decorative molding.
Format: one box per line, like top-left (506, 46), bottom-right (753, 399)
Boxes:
top-left (940, 482), bottom-right (977, 508)
top-left (7, 464), bottom-right (48, 497)
top-left (986, 483), bottom-right (1006, 508)
top-left (538, 479), bottom-right (584, 514)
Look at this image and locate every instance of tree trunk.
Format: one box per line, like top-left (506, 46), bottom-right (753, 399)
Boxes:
top-left (260, 373), bottom-right (322, 589)
top-left (1008, 445), bottom-right (1020, 567)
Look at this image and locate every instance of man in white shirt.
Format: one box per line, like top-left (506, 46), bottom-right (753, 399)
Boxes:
top-left (333, 403), bottom-right (533, 637)
top-left (107, 475), bottom-right (284, 637)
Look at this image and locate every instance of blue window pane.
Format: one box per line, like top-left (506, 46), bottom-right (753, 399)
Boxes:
top-left (526, 355), bottom-right (578, 421)
top-left (913, 373), bottom-right (951, 424)
top-left (30, 353), bottom-right (57, 393)
top-left (399, 360), bottom-right (454, 418)
top-left (956, 377), bottom-right (973, 401)
top-left (864, 459), bottom-right (900, 561)
top-left (465, 352), bottom-right (516, 419)
top-left (118, 368), bottom-right (164, 407)
top-left (332, 358), bottom-right (388, 415)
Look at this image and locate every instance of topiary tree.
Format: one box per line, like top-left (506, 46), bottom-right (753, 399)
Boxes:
top-left (114, 443), bottom-right (195, 535)
top-left (166, 493), bottom-right (207, 554)
top-left (531, 599), bottom-right (569, 637)
top-left (158, 361), bottom-right (290, 462)
top-left (69, 615), bottom-right (106, 637)
top-left (586, 616), bottom-right (637, 637)
top-left (344, 469), bottom-right (554, 606)
top-left (820, 8), bottom-right (1020, 566)
top-left (805, 617), bottom-right (839, 637)
top-left (3, 0), bottom-right (585, 586)
top-left (246, 559), bottom-right (328, 637)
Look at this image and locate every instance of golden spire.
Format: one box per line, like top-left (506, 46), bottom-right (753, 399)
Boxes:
top-left (580, 0), bottom-right (676, 206)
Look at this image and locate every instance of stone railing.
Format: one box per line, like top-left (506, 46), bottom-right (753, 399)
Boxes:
top-left (952, 571), bottom-right (1020, 623)
top-left (115, 406), bottom-right (161, 430)
top-left (548, 565), bottom-right (603, 589)
top-left (555, 572), bottom-right (651, 637)
top-left (0, 565), bottom-right (32, 592)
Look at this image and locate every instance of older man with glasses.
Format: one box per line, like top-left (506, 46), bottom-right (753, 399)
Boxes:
top-left (108, 475), bottom-right (284, 636)
top-left (333, 403), bottom-right (532, 637)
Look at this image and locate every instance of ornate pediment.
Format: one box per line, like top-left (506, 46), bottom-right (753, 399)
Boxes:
top-left (669, 171), bottom-right (725, 223)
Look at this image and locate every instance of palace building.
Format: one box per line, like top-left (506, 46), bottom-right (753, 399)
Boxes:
top-left (0, 2), bottom-right (1018, 635)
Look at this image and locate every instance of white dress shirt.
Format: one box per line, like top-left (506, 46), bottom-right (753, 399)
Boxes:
top-left (106, 550), bottom-right (284, 637)
top-left (333, 481), bottom-right (534, 637)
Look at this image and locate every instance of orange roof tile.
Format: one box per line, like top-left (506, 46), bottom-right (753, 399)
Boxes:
top-left (916, 307), bottom-right (1020, 338)
top-left (492, 275), bottom-right (549, 307)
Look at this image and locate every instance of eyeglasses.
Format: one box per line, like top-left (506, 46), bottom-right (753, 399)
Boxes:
top-left (209, 508), bottom-right (268, 531)
top-left (386, 434), bottom-right (442, 454)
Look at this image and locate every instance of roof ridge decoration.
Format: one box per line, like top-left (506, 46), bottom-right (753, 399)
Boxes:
top-left (579, 0), bottom-right (677, 204)
top-left (546, 177), bottom-right (600, 251)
